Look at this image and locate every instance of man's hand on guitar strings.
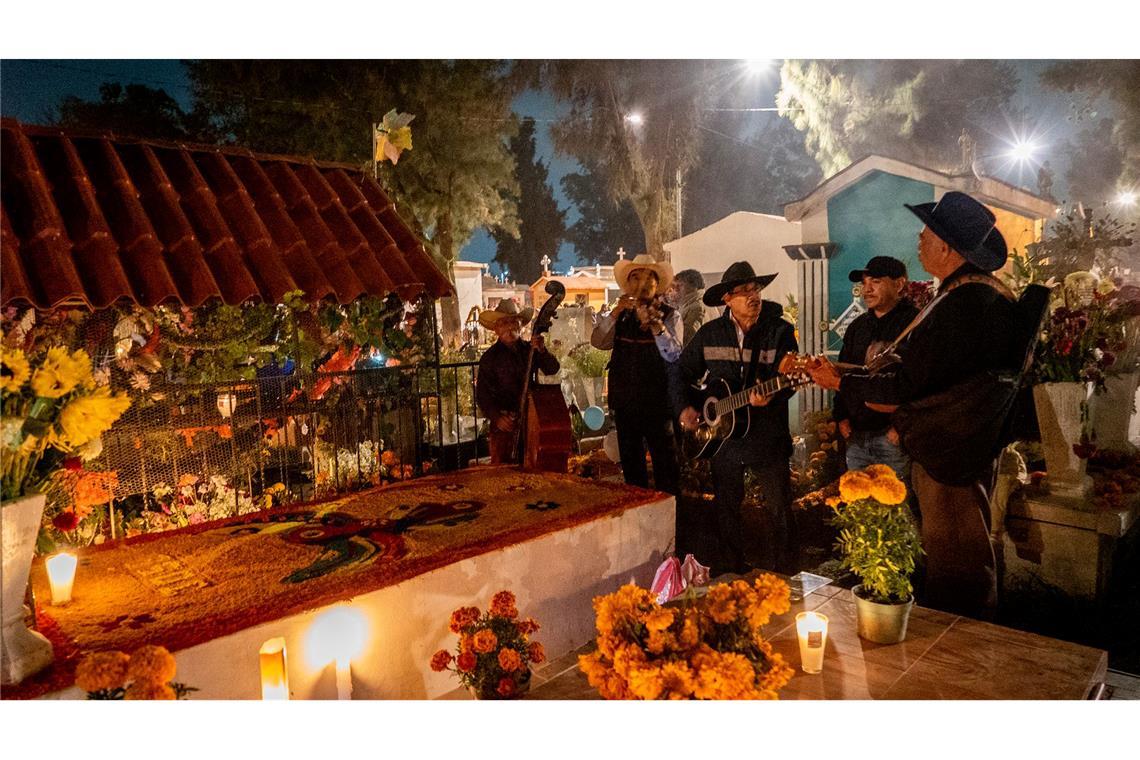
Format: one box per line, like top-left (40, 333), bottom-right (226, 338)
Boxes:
top-left (748, 389), bottom-right (772, 407)
top-left (805, 356), bottom-right (842, 391)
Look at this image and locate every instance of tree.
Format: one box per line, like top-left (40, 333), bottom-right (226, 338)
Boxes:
top-left (1043, 60), bottom-right (1140, 187)
top-left (537, 60), bottom-right (730, 260)
top-left (776, 60), bottom-right (1019, 177)
top-left (682, 113), bottom-right (822, 231)
top-left (1059, 118), bottom-right (1125, 206)
top-left (561, 160), bottom-right (644, 265)
top-left (185, 60), bottom-right (521, 344)
top-left (56, 82), bottom-right (215, 141)
top-left (490, 118), bottom-right (566, 284)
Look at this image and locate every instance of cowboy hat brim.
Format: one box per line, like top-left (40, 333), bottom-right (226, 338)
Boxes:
top-left (905, 202), bottom-right (1008, 271)
top-left (613, 258), bottom-right (674, 294)
top-left (703, 272), bottom-right (778, 306)
top-left (478, 306), bottom-right (534, 329)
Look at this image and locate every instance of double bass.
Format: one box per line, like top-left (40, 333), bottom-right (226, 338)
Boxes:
top-left (514, 280), bottom-right (573, 472)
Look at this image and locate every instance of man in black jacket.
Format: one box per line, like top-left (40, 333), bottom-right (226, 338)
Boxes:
top-left (807, 192), bottom-right (1018, 619)
top-left (834, 256), bottom-right (918, 478)
top-left (592, 254), bottom-right (683, 494)
top-left (676, 261), bottom-right (799, 575)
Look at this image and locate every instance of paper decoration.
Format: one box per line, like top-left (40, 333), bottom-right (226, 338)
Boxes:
top-left (374, 110), bottom-right (416, 165)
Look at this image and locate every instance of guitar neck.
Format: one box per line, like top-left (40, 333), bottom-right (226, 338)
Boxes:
top-left (715, 374), bottom-right (800, 417)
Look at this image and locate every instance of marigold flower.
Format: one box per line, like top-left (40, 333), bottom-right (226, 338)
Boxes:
top-left (449, 606), bottom-right (480, 633)
top-left (55, 385), bottom-right (130, 449)
top-left (643, 607), bottom-right (675, 633)
top-left (527, 641), bottom-right (545, 664)
top-left (515, 617), bottom-right (540, 636)
top-left (456, 651), bottom-right (477, 672)
top-left (75, 650), bottom-right (130, 693)
top-left (870, 477), bottom-right (907, 505)
top-left (124, 680), bottom-right (177, 700)
top-left (430, 649), bottom-right (453, 672)
top-left (704, 585), bottom-right (738, 624)
top-left (496, 676), bottom-right (516, 697)
top-left (127, 645), bottom-right (177, 684)
top-left (472, 629), bottom-right (498, 654)
top-left (497, 647), bottom-right (522, 673)
top-left (838, 470), bottom-right (874, 502)
top-left (490, 590), bottom-right (518, 619)
top-left (381, 450), bottom-right (399, 467)
top-left (863, 464), bottom-right (897, 481)
top-left (1, 347), bottom-right (30, 393)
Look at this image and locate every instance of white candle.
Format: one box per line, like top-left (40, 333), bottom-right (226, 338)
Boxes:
top-left (46, 552), bottom-right (78, 605)
top-left (335, 656), bottom-right (353, 701)
top-left (795, 611), bottom-right (829, 674)
top-left (259, 637), bottom-right (289, 700)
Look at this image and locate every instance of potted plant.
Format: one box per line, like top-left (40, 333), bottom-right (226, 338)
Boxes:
top-left (1, 346), bottom-right (130, 685)
top-left (430, 590), bottom-right (545, 699)
top-left (577, 574), bottom-right (795, 699)
top-left (830, 465), bottom-right (922, 644)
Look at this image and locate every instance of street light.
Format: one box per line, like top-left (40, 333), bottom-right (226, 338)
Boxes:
top-left (624, 112), bottom-right (644, 126)
top-left (745, 59), bottom-right (772, 74)
top-left (1007, 139), bottom-right (1037, 163)
top-left (1116, 190), bottom-right (1138, 207)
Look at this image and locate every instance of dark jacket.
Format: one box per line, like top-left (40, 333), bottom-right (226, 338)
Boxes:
top-left (840, 262), bottom-right (1019, 414)
top-left (475, 340), bottom-right (560, 421)
top-left (675, 301), bottom-right (798, 457)
top-left (604, 306), bottom-right (676, 418)
top-left (833, 299), bottom-right (919, 433)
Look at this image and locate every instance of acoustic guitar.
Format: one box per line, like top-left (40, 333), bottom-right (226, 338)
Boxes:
top-left (682, 354), bottom-right (812, 460)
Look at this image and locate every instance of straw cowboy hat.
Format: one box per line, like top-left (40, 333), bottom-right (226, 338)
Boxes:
top-left (478, 299), bottom-right (535, 329)
top-left (613, 253), bottom-right (674, 294)
top-left (904, 191), bottom-right (1008, 272)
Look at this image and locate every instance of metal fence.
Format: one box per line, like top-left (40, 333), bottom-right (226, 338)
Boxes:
top-left (92, 360), bottom-right (485, 522)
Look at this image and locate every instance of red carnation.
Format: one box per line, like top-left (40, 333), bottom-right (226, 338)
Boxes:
top-left (52, 510), bottom-right (80, 532)
top-left (496, 677), bottom-right (516, 697)
top-left (63, 457), bottom-right (83, 472)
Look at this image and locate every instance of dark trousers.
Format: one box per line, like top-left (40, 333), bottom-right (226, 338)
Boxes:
top-left (711, 438), bottom-right (795, 574)
top-left (912, 462), bottom-right (998, 619)
top-left (613, 408), bottom-right (679, 495)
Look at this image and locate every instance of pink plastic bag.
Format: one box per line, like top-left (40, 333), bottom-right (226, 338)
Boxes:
top-left (680, 554), bottom-right (710, 588)
top-left (650, 556), bottom-right (684, 604)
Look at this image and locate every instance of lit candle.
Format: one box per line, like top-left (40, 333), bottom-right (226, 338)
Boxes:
top-left (795, 611), bottom-right (829, 674)
top-left (259, 637), bottom-right (290, 700)
top-left (46, 552), bottom-right (78, 605)
top-left (335, 656), bottom-right (353, 701)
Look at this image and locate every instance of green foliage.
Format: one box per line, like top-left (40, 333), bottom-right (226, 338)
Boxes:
top-left (776, 60), bottom-right (1019, 176)
top-left (491, 117), bottom-right (567, 283)
top-left (56, 82), bottom-right (217, 141)
top-left (565, 343), bottom-right (608, 378)
top-left (831, 498), bottom-right (922, 604)
top-left (1025, 207), bottom-right (1136, 282)
top-left (561, 159), bottom-right (644, 264)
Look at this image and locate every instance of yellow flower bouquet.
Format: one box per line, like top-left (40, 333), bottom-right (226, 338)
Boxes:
top-left (1, 346), bottom-right (130, 500)
top-left (578, 574), bottom-right (794, 699)
top-left (75, 645), bottom-right (197, 699)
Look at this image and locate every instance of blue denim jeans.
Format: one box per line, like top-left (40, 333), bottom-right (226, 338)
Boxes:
top-left (845, 430), bottom-right (910, 481)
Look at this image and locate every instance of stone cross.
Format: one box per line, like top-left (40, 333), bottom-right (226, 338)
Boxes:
top-left (616, 247), bottom-right (626, 261)
top-left (540, 255), bottom-right (552, 275)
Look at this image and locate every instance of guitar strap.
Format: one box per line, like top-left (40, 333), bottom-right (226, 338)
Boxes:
top-left (880, 273), bottom-right (1014, 358)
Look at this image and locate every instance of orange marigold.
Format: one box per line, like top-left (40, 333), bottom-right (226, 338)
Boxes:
top-left (380, 450), bottom-right (399, 467)
top-left (490, 590), bottom-right (518, 619)
top-left (863, 464), bottom-right (896, 481)
top-left (456, 651), bottom-right (477, 672)
top-left (459, 634), bottom-right (475, 653)
top-left (870, 477), bottom-right (907, 505)
top-left (127, 645), bottom-right (177, 684)
top-left (449, 606), bottom-right (480, 633)
top-left (74, 650), bottom-right (130, 693)
top-left (516, 617), bottom-right (541, 636)
top-left (496, 676), bottom-right (516, 697)
top-left (527, 641), bottom-right (545, 664)
top-left (497, 647), bottom-right (522, 673)
top-left (472, 629), bottom-right (498, 654)
top-left (430, 649), bottom-right (453, 672)
top-left (124, 680), bottom-right (176, 700)
top-left (704, 585), bottom-right (738, 624)
top-left (838, 470), bottom-right (874, 502)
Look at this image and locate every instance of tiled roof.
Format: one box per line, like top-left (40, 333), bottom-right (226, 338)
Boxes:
top-left (1, 119), bottom-right (452, 309)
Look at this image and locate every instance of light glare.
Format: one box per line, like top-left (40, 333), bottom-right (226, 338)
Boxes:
top-left (1116, 191), bottom-right (1137, 206)
top-left (624, 112), bottom-right (643, 126)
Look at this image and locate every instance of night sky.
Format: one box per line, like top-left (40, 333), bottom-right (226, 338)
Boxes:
top-left (0, 59), bottom-right (1098, 275)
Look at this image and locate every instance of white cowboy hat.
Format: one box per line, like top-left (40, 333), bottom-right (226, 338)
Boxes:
top-left (613, 253), bottom-right (674, 294)
top-left (477, 299), bottom-right (535, 329)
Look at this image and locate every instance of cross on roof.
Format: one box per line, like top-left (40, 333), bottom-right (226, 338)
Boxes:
top-left (540, 254), bottom-right (552, 275)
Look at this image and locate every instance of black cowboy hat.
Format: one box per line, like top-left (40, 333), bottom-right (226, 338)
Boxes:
top-left (904, 191), bottom-right (1008, 271)
top-left (703, 261), bottom-right (778, 306)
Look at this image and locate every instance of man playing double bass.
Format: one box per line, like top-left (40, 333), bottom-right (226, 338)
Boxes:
top-left (475, 300), bottom-right (560, 464)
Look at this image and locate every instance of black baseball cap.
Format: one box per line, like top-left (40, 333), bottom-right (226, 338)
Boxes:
top-left (848, 256), bottom-right (907, 282)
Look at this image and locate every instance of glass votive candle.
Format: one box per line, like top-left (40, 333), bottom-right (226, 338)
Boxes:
top-left (795, 611), bottom-right (829, 674)
top-left (259, 637), bottom-right (290, 700)
top-left (46, 552), bottom-right (79, 605)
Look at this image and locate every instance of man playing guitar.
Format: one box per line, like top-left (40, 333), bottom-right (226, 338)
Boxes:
top-left (675, 261), bottom-right (799, 576)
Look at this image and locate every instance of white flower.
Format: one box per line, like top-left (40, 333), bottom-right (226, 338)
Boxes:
top-left (130, 372), bottom-right (151, 391)
top-left (78, 435), bottom-right (103, 461)
top-left (2, 417), bottom-right (26, 448)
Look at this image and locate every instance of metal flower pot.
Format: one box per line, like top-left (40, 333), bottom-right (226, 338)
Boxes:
top-left (852, 585), bottom-right (913, 644)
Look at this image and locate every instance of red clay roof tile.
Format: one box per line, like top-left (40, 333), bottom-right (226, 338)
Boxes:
top-left (0, 119), bottom-right (452, 309)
